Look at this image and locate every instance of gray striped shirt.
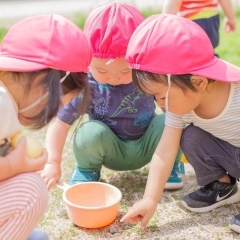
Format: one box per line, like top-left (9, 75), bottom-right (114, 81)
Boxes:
top-left (166, 82), bottom-right (240, 147)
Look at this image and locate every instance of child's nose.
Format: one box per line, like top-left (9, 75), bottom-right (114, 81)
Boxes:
top-left (108, 73), bottom-right (121, 82)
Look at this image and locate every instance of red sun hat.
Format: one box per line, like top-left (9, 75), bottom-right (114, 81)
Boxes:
top-left (84, 2), bottom-right (144, 59)
top-left (0, 14), bottom-right (92, 72)
top-left (126, 14), bottom-right (240, 82)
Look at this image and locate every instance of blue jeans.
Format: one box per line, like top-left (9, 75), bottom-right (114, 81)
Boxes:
top-left (180, 124), bottom-right (240, 185)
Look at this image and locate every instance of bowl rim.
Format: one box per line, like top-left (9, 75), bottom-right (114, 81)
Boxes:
top-left (62, 182), bottom-right (122, 210)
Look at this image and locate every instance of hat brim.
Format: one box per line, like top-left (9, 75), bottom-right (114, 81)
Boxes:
top-left (0, 56), bottom-right (49, 72)
top-left (191, 57), bottom-right (240, 82)
top-left (0, 56), bottom-right (89, 73)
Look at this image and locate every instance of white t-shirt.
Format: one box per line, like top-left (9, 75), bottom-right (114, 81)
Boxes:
top-left (166, 82), bottom-right (240, 147)
top-left (0, 81), bottom-right (22, 143)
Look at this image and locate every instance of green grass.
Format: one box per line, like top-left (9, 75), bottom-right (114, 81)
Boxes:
top-left (0, 28), bottom-right (7, 41)
top-left (215, 12), bottom-right (240, 66)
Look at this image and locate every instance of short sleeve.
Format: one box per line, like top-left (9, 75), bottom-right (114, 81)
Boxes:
top-left (165, 111), bottom-right (185, 129)
top-left (57, 95), bottom-right (83, 125)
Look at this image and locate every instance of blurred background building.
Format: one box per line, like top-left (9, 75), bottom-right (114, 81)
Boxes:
top-left (0, 0), bottom-right (162, 27)
top-left (0, 0), bottom-right (239, 27)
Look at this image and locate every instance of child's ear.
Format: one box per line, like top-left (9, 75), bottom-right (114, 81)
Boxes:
top-left (190, 75), bottom-right (208, 92)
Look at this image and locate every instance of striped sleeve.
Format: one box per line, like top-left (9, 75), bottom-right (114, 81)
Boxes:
top-left (165, 111), bottom-right (185, 129)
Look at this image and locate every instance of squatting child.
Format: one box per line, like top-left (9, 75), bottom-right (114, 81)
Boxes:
top-left (0, 14), bottom-right (92, 240)
top-left (121, 14), bottom-right (240, 234)
top-left (41, 3), bottom-right (184, 191)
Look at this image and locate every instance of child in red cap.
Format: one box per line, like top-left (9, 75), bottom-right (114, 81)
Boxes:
top-left (0, 14), bottom-right (92, 240)
top-left (121, 14), bottom-right (240, 233)
top-left (162, 0), bottom-right (236, 57)
top-left (41, 3), bottom-right (184, 191)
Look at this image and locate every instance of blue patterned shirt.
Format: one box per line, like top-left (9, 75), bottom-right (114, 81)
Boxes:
top-left (57, 73), bottom-right (156, 141)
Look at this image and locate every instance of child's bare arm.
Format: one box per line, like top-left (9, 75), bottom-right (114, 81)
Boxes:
top-left (162, 0), bottom-right (183, 14)
top-left (41, 117), bottom-right (70, 190)
top-left (121, 125), bottom-right (183, 229)
top-left (218, 0), bottom-right (236, 32)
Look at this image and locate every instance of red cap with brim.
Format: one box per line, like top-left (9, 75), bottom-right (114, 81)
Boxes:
top-left (126, 14), bottom-right (240, 82)
top-left (0, 14), bottom-right (92, 72)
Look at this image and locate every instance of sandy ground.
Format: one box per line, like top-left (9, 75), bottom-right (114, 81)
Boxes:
top-left (28, 107), bottom-right (240, 239)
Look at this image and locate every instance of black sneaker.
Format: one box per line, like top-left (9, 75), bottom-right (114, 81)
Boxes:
top-left (181, 175), bottom-right (240, 212)
top-left (229, 214), bottom-right (240, 233)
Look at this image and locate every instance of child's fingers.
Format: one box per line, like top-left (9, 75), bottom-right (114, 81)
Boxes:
top-left (28, 149), bottom-right (48, 171)
top-left (121, 210), bottom-right (149, 230)
top-left (46, 178), bottom-right (57, 191)
top-left (140, 212), bottom-right (153, 230)
top-left (120, 208), bottom-right (144, 223)
top-left (124, 214), bottom-right (143, 225)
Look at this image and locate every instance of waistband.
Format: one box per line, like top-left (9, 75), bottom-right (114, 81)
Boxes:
top-left (189, 10), bottom-right (218, 20)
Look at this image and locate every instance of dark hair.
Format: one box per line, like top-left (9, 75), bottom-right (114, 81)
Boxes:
top-left (132, 69), bottom-right (214, 93)
top-left (15, 69), bottom-right (90, 130)
top-left (14, 69), bottom-right (62, 130)
top-left (61, 72), bottom-right (90, 117)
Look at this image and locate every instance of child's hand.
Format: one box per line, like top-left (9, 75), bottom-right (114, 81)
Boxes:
top-left (6, 136), bottom-right (47, 175)
top-left (40, 162), bottom-right (61, 190)
top-left (120, 197), bottom-right (158, 230)
top-left (224, 17), bottom-right (236, 33)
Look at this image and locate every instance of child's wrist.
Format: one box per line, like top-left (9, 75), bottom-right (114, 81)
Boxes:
top-left (46, 154), bottom-right (62, 165)
top-left (225, 16), bottom-right (235, 21)
top-left (47, 160), bottom-right (61, 165)
top-left (142, 195), bottom-right (159, 205)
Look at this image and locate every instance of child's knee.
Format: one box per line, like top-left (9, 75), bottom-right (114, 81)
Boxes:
top-left (74, 120), bottom-right (109, 150)
top-left (180, 125), bottom-right (203, 152)
top-left (11, 173), bottom-right (48, 221)
top-left (151, 114), bottom-right (165, 127)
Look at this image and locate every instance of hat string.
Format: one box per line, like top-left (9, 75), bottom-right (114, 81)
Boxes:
top-left (18, 72), bottom-right (69, 113)
top-left (165, 74), bottom-right (171, 112)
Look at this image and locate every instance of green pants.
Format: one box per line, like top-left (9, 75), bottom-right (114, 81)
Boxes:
top-left (73, 114), bottom-right (182, 171)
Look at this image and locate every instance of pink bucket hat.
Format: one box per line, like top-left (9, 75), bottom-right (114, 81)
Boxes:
top-left (126, 14), bottom-right (240, 82)
top-left (84, 2), bottom-right (144, 58)
top-left (0, 14), bottom-right (92, 72)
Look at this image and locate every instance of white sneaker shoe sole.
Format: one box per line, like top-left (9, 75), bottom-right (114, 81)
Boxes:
top-left (164, 182), bottom-right (183, 190)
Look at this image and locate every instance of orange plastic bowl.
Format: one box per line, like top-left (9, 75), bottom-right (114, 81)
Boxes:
top-left (62, 182), bottom-right (122, 228)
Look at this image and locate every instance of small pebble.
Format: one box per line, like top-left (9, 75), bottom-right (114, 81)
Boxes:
top-left (109, 225), bottom-right (118, 234)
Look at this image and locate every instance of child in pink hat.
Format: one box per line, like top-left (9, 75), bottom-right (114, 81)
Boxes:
top-left (0, 14), bottom-right (92, 240)
top-left (121, 14), bottom-right (240, 233)
top-left (41, 3), bottom-right (184, 191)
